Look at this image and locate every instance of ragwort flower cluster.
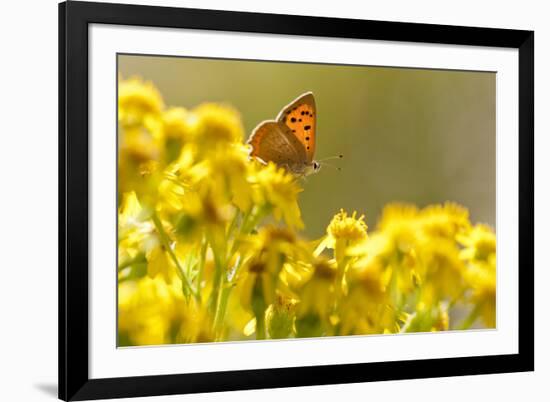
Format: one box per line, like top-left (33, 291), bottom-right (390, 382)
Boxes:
top-left (117, 77), bottom-right (497, 345)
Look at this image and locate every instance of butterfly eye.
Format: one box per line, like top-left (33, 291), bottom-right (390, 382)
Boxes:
top-left (313, 161), bottom-right (320, 171)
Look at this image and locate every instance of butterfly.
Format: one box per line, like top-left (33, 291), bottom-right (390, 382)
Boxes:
top-left (247, 92), bottom-right (321, 176)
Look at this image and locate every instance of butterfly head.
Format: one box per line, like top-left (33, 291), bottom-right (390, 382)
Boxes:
top-left (298, 160), bottom-right (320, 176)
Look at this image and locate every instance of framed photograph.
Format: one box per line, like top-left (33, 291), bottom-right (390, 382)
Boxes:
top-left (59, 1), bottom-right (534, 400)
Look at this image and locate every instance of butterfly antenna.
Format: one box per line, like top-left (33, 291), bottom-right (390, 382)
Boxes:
top-left (317, 154), bottom-right (344, 162)
top-left (320, 161), bottom-right (342, 172)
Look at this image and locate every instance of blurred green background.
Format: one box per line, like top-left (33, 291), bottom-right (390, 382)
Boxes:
top-left (119, 54), bottom-right (496, 239)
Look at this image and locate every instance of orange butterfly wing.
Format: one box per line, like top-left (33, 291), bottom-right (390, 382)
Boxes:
top-left (276, 92), bottom-right (316, 163)
top-left (247, 121), bottom-right (306, 168)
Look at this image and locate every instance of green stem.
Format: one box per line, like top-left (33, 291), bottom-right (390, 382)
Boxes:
top-left (196, 237), bottom-right (208, 305)
top-left (151, 212), bottom-right (199, 300)
top-left (228, 208), bottom-right (251, 258)
top-left (207, 229), bottom-right (226, 315)
top-left (226, 210), bottom-right (240, 239)
top-left (213, 282), bottom-right (232, 340)
top-left (256, 312), bottom-right (266, 340)
top-left (209, 206), bottom-right (269, 339)
top-left (208, 255), bottom-right (223, 315)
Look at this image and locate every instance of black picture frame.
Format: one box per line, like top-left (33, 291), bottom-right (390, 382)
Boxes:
top-left (59, 1), bottom-right (534, 400)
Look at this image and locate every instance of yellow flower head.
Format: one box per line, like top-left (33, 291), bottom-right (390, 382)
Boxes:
top-left (327, 209), bottom-right (368, 244)
top-left (118, 275), bottom-right (184, 346)
top-left (347, 258), bottom-right (390, 302)
top-left (420, 202), bottom-right (471, 239)
top-left (157, 146), bottom-right (237, 238)
top-left (418, 237), bottom-right (466, 304)
top-left (460, 225), bottom-right (496, 327)
top-left (465, 261), bottom-right (496, 327)
top-left (119, 126), bottom-right (165, 165)
top-left (458, 224), bottom-right (496, 262)
top-left (339, 261), bottom-right (396, 335)
top-left (118, 77), bottom-right (166, 201)
top-left (175, 301), bottom-right (215, 344)
top-left (375, 203), bottom-right (422, 259)
top-left (242, 226), bottom-right (310, 282)
top-left (118, 275), bottom-right (214, 346)
top-left (191, 103), bottom-right (244, 151)
top-left (252, 162), bottom-right (304, 229)
top-left (204, 144), bottom-right (254, 212)
top-left (262, 225), bottom-right (297, 244)
top-left (163, 107), bottom-right (192, 141)
top-left (118, 77), bottom-right (164, 129)
top-left (378, 203), bottom-right (419, 231)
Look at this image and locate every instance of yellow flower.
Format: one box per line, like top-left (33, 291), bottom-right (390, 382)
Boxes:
top-left (162, 107), bottom-right (192, 162)
top-left (420, 202), bottom-right (471, 239)
top-left (252, 162), bottom-right (304, 229)
top-left (119, 127), bottom-right (164, 164)
top-left (237, 227), bottom-right (309, 319)
top-left (339, 259), bottom-right (396, 335)
top-left (458, 224), bottom-right (496, 327)
top-left (327, 209), bottom-right (368, 244)
top-left (372, 204), bottom-right (429, 297)
top-left (118, 275), bottom-right (213, 346)
top-left (157, 150), bottom-right (237, 243)
top-left (118, 192), bottom-right (154, 264)
top-left (118, 192), bottom-right (180, 285)
top-left (203, 145), bottom-right (254, 212)
top-left (118, 77), bottom-right (164, 135)
top-left (378, 203), bottom-right (419, 228)
top-left (317, 209), bottom-right (368, 271)
top-left (458, 224), bottom-right (496, 262)
top-left (417, 237), bottom-right (466, 305)
top-left (156, 146), bottom-right (204, 218)
top-left (376, 203), bottom-right (421, 256)
top-left (190, 103), bottom-right (244, 152)
top-left (243, 226), bottom-right (309, 273)
top-left (174, 301), bottom-right (215, 344)
top-left (465, 260), bottom-right (496, 327)
top-left (163, 107), bottom-right (192, 140)
top-left (118, 275), bottom-right (183, 346)
top-left (279, 260), bottom-right (313, 291)
top-left (118, 78), bottom-right (166, 202)
top-left (146, 244), bottom-right (175, 284)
